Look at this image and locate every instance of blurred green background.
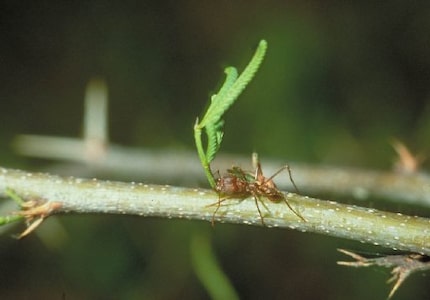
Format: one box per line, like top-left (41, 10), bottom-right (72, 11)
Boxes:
top-left (1, 1), bottom-right (430, 299)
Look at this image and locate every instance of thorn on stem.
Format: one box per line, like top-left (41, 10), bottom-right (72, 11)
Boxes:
top-left (337, 248), bottom-right (430, 299)
top-left (391, 139), bottom-right (425, 174)
top-left (15, 199), bottom-right (62, 238)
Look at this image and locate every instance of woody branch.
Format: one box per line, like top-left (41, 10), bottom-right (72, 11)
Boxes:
top-left (1, 167), bottom-right (429, 255)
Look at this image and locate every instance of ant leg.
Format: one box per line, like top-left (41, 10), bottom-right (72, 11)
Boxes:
top-left (282, 197), bottom-right (306, 222)
top-left (211, 198), bottom-right (220, 227)
top-left (253, 194), bottom-right (266, 226)
top-left (209, 196), bottom-right (243, 226)
top-left (285, 165), bottom-right (300, 194)
top-left (210, 196), bottom-right (229, 226)
top-left (267, 165), bottom-right (300, 194)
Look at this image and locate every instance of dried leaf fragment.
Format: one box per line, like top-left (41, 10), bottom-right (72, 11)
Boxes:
top-left (15, 200), bottom-right (62, 238)
top-left (338, 249), bottom-right (430, 299)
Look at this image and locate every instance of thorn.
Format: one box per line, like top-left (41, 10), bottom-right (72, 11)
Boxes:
top-left (386, 266), bottom-right (411, 299)
top-left (15, 201), bottom-right (62, 238)
top-left (337, 249), bottom-right (372, 267)
top-left (391, 139), bottom-right (425, 174)
top-left (16, 217), bottom-right (44, 239)
top-left (337, 249), bottom-right (430, 299)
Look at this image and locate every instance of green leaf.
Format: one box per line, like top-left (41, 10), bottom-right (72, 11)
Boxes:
top-left (199, 67), bottom-right (238, 128)
top-left (0, 214), bottom-right (23, 226)
top-left (194, 39), bottom-right (268, 188)
top-left (199, 40), bottom-right (267, 128)
top-left (205, 119), bottom-right (224, 163)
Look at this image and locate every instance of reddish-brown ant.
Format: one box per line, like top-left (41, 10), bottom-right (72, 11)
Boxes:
top-left (211, 155), bottom-right (306, 226)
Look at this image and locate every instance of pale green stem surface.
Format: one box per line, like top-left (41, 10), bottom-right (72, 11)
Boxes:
top-left (0, 167), bottom-right (429, 255)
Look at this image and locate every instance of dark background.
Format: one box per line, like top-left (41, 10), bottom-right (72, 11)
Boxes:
top-left (1, 1), bottom-right (430, 299)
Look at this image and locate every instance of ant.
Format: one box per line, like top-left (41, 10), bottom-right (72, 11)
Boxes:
top-left (211, 154), bottom-right (306, 226)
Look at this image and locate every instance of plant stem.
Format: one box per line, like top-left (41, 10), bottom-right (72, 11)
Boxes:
top-left (193, 120), bottom-right (216, 188)
top-left (0, 167), bottom-right (429, 255)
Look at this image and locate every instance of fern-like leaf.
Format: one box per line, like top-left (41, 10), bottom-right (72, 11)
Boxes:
top-left (200, 67), bottom-right (238, 128)
top-left (199, 40), bottom-right (267, 129)
top-left (205, 119), bottom-right (224, 163)
top-left (194, 39), bottom-right (268, 188)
